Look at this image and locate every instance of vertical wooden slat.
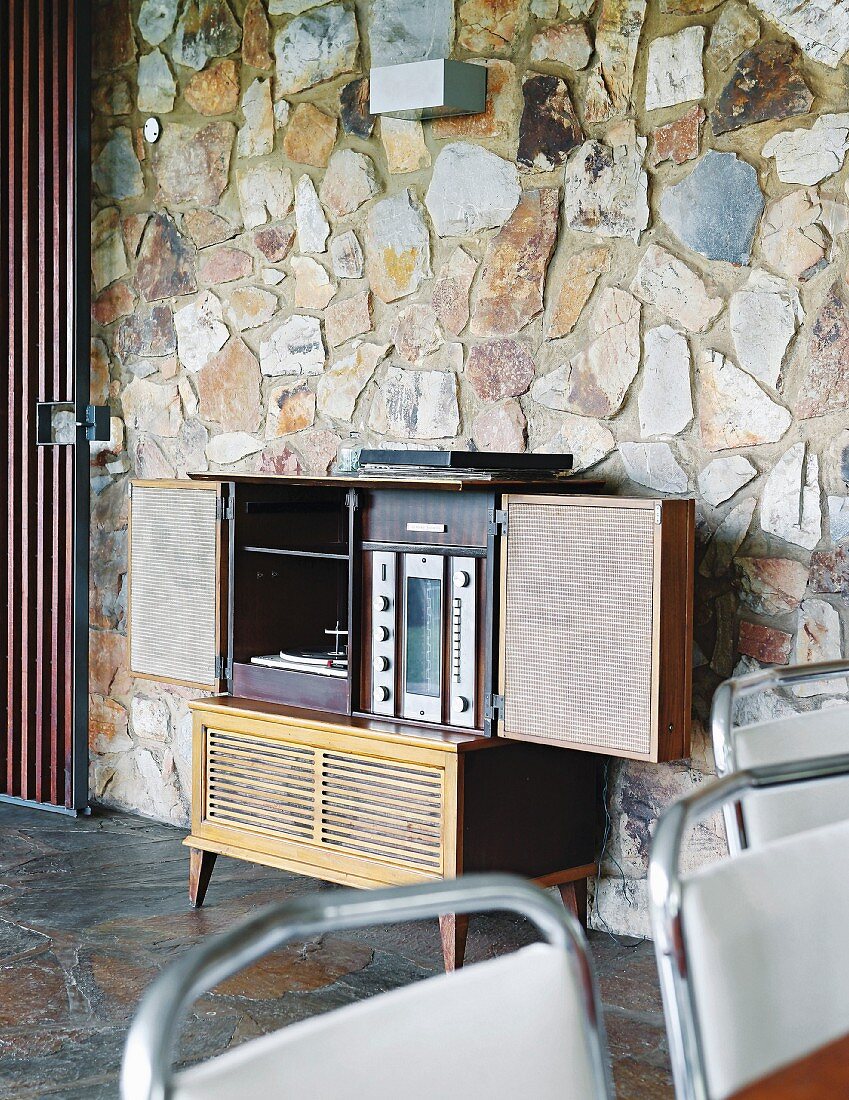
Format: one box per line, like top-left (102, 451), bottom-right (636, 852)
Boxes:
top-left (1, 0), bottom-right (80, 808)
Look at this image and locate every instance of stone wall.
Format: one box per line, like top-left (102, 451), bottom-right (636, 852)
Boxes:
top-left (89, 0), bottom-right (849, 934)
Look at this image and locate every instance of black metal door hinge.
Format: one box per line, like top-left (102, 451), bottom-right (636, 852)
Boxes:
top-left (485, 693), bottom-right (505, 721)
top-left (217, 495), bottom-right (235, 521)
top-left (346, 488), bottom-right (359, 510)
top-left (215, 654), bottom-right (233, 681)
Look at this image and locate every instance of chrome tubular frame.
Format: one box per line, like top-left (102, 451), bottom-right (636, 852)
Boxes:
top-left (710, 659), bottom-right (849, 854)
top-left (649, 754), bottom-right (849, 1100)
top-left (121, 873), bottom-right (614, 1100)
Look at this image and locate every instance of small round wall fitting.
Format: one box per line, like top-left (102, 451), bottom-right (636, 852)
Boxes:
top-left (143, 117), bottom-right (161, 143)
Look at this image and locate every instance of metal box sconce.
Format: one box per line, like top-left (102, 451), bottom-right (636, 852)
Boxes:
top-left (369, 59), bottom-right (487, 120)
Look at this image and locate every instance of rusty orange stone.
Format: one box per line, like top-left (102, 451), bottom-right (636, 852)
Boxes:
top-left (198, 338), bottom-right (262, 433)
top-left (184, 59), bottom-right (240, 116)
top-left (738, 621), bottom-right (792, 665)
top-left (650, 105), bottom-right (705, 167)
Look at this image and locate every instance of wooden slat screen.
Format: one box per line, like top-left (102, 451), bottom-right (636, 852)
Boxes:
top-left (0, 0), bottom-right (79, 806)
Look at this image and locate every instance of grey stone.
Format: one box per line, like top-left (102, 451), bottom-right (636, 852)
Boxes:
top-left (638, 326), bottom-right (693, 438)
top-left (535, 415), bottom-right (615, 472)
top-left (364, 190), bottom-right (432, 304)
top-left (237, 78), bottom-right (274, 160)
top-left (699, 497), bottom-right (757, 577)
top-left (138, 0), bottom-right (178, 46)
top-left (698, 456), bottom-right (757, 506)
top-left (237, 165), bottom-right (293, 230)
top-left (174, 291), bottom-right (229, 372)
top-left (171, 0), bottom-right (242, 71)
top-left (137, 48), bottom-right (176, 114)
top-left (660, 151), bottom-right (764, 265)
top-left (294, 175), bottom-right (330, 254)
top-left (274, 3), bottom-right (359, 95)
top-left (794, 600), bottom-right (846, 696)
top-left (369, 367), bottom-right (460, 440)
top-left (205, 432), bottom-right (263, 465)
top-left (645, 27), bottom-right (705, 112)
top-left (619, 442), bottom-right (689, 494)
top-left (828, 496), bottom-right (849, 542)
top-left (761, 442), bottom-right (821, 550)
top-left (729, 270), bottom-right (803, 390)
top-left (91, 208), bottom-right (128, 292)
top-left (707, 1), bottom-right (760, 71)
top-left (152, 121), bottom-right (234, 208)
top-left (93, 128), bottom-right (144, 201)
top-left (749, 0), bottom-right (849, 68)
top-left (369, 0), bottom-right (454, 66)
top-left (330, 231), bottom-right (364, 280)
top-left (425, 143), bottom-right (520, 238)
top-left (762, 114), bottom-right (849, 186)
top-left (259, 314), bottom-right (325, 376)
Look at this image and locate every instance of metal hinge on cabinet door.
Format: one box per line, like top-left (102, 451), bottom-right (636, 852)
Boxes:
top-left (345, 489), bottom-right (359, 511)
top-left (217, 494), bottom-right (235, 521)
top-left (655, 503), bottom-right (662, 525)
top-left (490, 508), bottom-right (508, 537)
top-left (485, 693), bottom-right (505, 722)
top-left (214, 654), bottom-right (233, 682)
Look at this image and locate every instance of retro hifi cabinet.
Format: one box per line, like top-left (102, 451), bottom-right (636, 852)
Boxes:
top-left (128, 472), bottom-right (694, 968)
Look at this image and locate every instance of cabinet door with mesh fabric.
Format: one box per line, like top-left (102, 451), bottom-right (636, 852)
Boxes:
top-left (129, 480), bottom-right (227, 691)
top-left (498, 495), bottom-right (692, 763)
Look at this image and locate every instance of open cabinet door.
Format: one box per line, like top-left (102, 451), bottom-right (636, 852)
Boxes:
top-left (498, 495), bottom-right (694, 763)
top-left (129, 480), bottom-right (229, 692)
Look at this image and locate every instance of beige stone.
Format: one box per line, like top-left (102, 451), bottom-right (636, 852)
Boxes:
top-left (458, 0), bottom-right (526, 53)
top-left (319, 150), bottom-right (380, 218)
top-left (317, 342), bottom-right (389, 420)
top-left (380, 118), bottom-right (431, 174)
top-left (530, 22), bottom-right (593, 68)
top-left (237, 78), bottom-right (275, 159)
top-left (364, 190), bottom-right (431, 304)
top-left (184, 60), bottom-right (240, 116)
top-left (472, 400), bottom-right (526, 452)
top-left (227, 286), bottom-right (277, 331)
top-left (699, 351), bottom-right (792, 451)
top-left (471, 189), bottom-right (559, 337)
top-left (546, 247), bottom-right (610, 339)
top-left (265, 381), bottom-right (316, 437)
top-left (324, 290), bottom-right (372, 348)
top-left (390, 305), bottom-right (442, 364)
top-left (282, 103), bottom-right (337, 167)
top-left (292, 256), bottom-right (336, 309)
top-left (431, 248), bottom-right (478, 336)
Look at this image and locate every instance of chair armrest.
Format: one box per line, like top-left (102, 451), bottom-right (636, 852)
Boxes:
top-left (121, 873), bottom-right (608, 1100)
top-left (711, 660), bottom-right (849, 774)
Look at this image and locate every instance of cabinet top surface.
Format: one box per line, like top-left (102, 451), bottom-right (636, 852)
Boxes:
top-left (188, 471), bottom-right (603, 493)
top-left (190, 696), bottom-right (502, 753)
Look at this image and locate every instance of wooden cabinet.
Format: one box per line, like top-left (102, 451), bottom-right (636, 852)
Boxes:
top-left (128, 472), bottom-right (695, 968)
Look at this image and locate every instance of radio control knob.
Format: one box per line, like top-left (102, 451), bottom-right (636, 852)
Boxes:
top-left (373, 655), bottom-right (390, 673)
top-left (375, 685), bottom-right (390, 702)
top-left (453, 696), bottom-right (470, 714)
top-left (374, 625), bottom-right (390, 642)
top-left (453, 570), bottom-right (470, 589)
top-left (373, 595), bottom-right (390, 612)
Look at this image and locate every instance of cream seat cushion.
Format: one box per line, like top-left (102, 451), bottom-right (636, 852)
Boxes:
top-left (683, 815), bottom-right (849, 1099)
top-left (172, 942), bottom-right (600, 1100)
top-left (734, 704), bottom-right (849, 847)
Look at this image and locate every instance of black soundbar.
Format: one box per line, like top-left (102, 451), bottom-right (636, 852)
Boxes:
top-left (358, 449), bottom-right (573, 472)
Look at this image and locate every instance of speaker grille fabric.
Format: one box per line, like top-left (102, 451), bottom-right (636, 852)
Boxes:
top-left (503, 501), bottom-right (655, 757)
top-left (130, 485), bottom-right (220, 686)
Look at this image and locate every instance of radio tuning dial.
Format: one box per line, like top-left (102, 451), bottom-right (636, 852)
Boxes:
top-left (453, 570), bottom-right (470, 589)
top-left (376, 685), bottom-right (390, 702)
top-left (373, 655), bottom-right (390, 672)
top-left (373, 594), bottom-right (390, 612)
top-left (453, 696), bottom-right (470, 714)
top-left (374, 625), bottom-right (390, 641)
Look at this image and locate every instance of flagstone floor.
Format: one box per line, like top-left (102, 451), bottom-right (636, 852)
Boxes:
top-left (0, 805), bottom-right (672, 1099)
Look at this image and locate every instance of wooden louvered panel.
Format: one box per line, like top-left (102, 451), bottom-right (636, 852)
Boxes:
top-left (320, 753), bottom-right (444, 872)
top-left (205, 728), bottom-right (315, 843)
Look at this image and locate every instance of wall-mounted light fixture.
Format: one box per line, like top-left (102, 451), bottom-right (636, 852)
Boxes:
top-left (369, 59), bottom-right (487, 120)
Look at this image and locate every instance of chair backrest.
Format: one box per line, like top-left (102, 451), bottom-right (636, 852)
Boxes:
top-left (121, 874), bottom-right (613, 1100)
top-left (649, 756), bottom-right (849, 1100)
top-left (711, 661), bottom-right (849, 853)
top-left (172, 942), bottom-right (601, 1100)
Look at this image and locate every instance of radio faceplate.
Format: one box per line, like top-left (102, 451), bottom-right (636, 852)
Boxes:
top-left (365, 548), bottom-right (478, 729)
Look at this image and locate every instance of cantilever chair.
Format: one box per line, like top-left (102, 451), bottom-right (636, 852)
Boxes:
top-left (649, 755), bottom-right (849, 1100)
top-left (711, 658), bottom-right (849, 853)
top-left (121, 874), bottom-right (614, 1100)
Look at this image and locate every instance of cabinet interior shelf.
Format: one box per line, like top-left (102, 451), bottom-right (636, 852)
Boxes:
top-left (241, 544), bottom-right (349, 561)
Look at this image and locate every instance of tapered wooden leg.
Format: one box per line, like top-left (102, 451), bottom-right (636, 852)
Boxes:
top-left (189, 849), bottom-right (217, 908)
top-left (558, 878), bottom-right (588, 930)
top-left (439, 913), bottom-right (470, 972)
